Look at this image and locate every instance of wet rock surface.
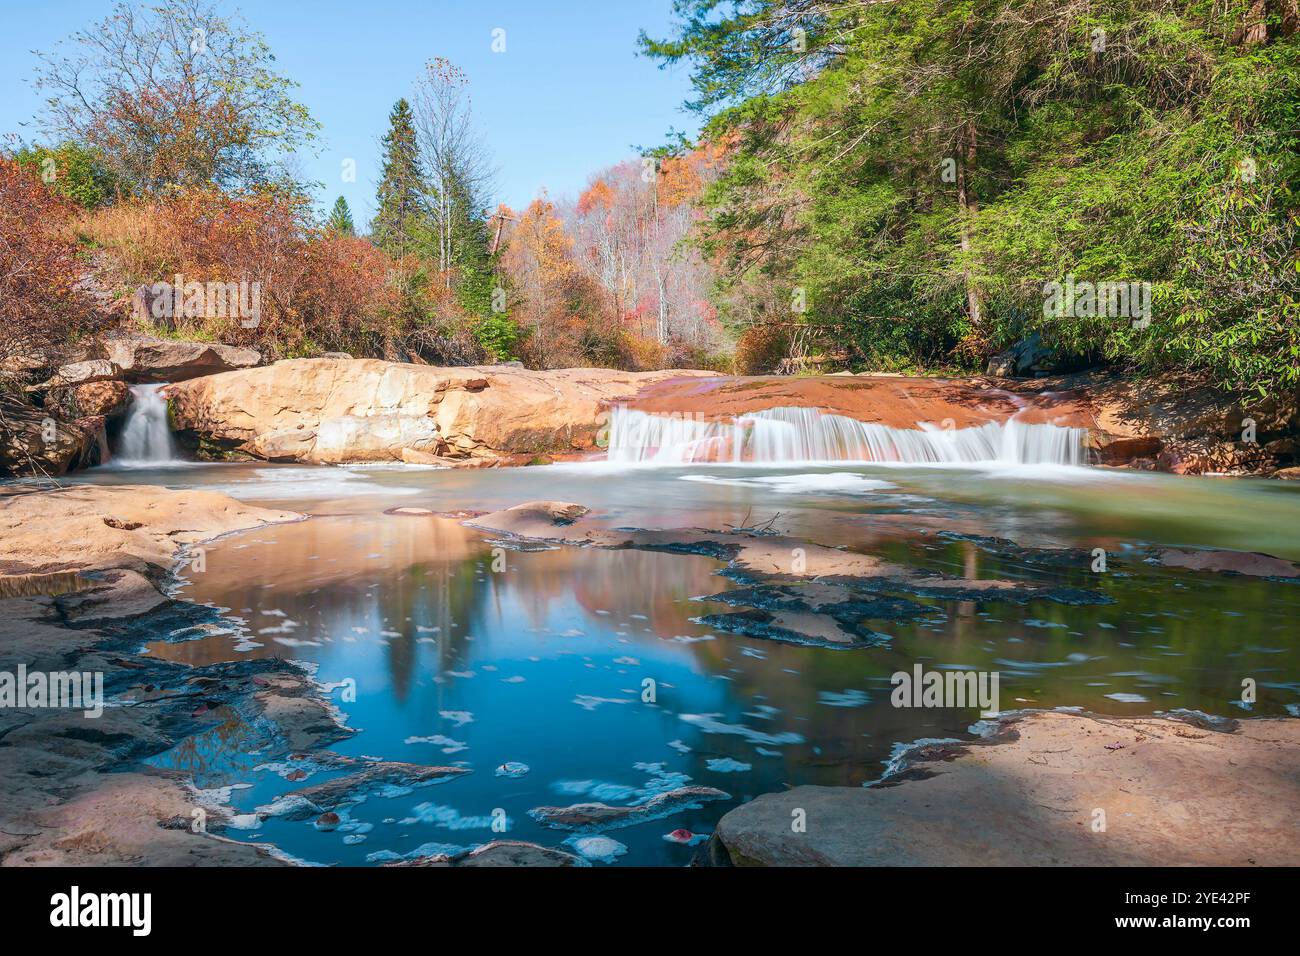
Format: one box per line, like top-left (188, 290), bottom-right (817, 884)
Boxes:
top-left (468, 502), bottom-right (1112, 650)
top-left (529, 785), bottom-right (731, 833)
top-left (385, 839), bottom-right (587, 867)
top-left (0, 485), bottom-right (318, 865)
top-left (706, 711), bottom-right (1300, 866)
top-left (258, 762), bottom-right (471, 820)
top-left (1157, 547), bottom-right (1300, 579)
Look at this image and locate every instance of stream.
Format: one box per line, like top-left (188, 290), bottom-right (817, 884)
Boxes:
top-left (71, 458), bottom-right (1300, 865)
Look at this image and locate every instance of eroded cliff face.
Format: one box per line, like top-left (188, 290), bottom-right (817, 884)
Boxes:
top-left (165, 359), bottom-right (713, 465)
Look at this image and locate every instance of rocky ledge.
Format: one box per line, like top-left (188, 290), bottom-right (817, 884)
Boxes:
top-left (701, 710), bottom-right (1300, 866)
top-left (629, 370), bottom-right (1300, 475)
top-left (165, 358), bottom-right (712, 465)
top-left (0, 485), bottom-right (328, 865)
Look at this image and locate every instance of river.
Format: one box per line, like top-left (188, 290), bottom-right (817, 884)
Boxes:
top-left (70, 458), bottom-right (1300, 865)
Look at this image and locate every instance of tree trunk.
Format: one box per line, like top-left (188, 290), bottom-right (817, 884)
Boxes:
top-left (1279, 0), bottom-right (1299, 37)
top-left (1235, 0), bottom-right (1268, 45)
top-left (955, 122), bottom-right (984, 340)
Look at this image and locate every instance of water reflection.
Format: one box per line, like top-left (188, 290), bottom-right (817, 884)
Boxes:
top-left (146, 499), bottom-right (1300, 867)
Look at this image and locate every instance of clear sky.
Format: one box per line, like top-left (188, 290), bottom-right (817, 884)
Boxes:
top-left (0, 0), bottom-right (701, 221)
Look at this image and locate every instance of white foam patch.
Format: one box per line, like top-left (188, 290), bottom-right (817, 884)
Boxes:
top-left (563, 835), bottom-right (628, 864)
top-left (680, 472), bottom-right (896, 495)
top-left (206, 466), bottom-right (421, 501)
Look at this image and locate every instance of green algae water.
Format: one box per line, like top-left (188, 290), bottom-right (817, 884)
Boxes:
top-left (73, 460), bottom-right (1300, 865)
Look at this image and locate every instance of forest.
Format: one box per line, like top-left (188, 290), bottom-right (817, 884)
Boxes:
top-left (2, 0), bottom-right (1297, 400)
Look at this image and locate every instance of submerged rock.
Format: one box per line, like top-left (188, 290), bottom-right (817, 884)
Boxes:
top-left (529, 785), bottom-right (730, 833)
top-left (257, 762), bottom-right (471, 820)
top-left (1158, 547), bottom-right (1300, 579)
top-left (385, 840), bottom-right (587, 868)
top-left (695, 608), bottom-right (887, 649)
top-left (696, 584), bottom-right (932, 648)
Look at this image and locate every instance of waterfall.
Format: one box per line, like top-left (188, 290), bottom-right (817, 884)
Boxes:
top-left (115, 384), bottom-right (181, 465)
top-left (606, 406), bottom-right (1088, 466)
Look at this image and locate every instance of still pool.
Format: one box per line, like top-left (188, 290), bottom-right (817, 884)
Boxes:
top-left (70, 459), bottom-right (1300, 865)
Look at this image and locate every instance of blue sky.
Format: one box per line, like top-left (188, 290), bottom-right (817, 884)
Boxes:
top-left (0, 0), bottom-right (701, 221)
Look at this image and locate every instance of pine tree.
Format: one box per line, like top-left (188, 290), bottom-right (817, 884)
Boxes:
top-left (371, 99), bottom-right (427, 258)
top-left (326, 195), bottom-right (355, 236)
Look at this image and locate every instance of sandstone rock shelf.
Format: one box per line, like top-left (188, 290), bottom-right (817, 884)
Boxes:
top-left (165, 358), bottom-right (712, 465)
top-left (704, 710), bottom-right (1300, 866)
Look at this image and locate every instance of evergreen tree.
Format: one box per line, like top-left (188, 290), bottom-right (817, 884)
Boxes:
top-left (325, 195), bottom-right (355, 236)
top-left (371, 99), bottom-right (427, 259)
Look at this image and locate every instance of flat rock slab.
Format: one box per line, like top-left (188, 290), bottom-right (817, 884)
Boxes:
top-left (530, 786), bottom-right (730, 833)
top-left (387, 840), bottom-right (587, 868)
top-left (258, 762), bottom-right (471, 820)
top-left (165, 359), bottom-right (712, 464)
top-left (1158, 548), bottom-right (1300, 579)
top-left (712, 712), bottom-right (1300, 866)
top-left (0, 484), bottom-right (300, 576)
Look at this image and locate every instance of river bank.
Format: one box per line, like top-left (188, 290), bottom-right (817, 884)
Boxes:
top-left (0, 485), bottom-right (343, 865)
top-left (5, 349), bottom-right (1297, 477)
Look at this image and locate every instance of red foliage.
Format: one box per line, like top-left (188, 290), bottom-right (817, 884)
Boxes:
top-left (0, 158), bottom-right (92, 370)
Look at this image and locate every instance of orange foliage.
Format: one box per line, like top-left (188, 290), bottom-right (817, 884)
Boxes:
top-left (0, 158), bottom-right (92, 370)
top-left (80, 188), bottom-right (399, 356)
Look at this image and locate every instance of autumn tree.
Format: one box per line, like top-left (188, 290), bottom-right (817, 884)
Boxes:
top-left (32, 0), bottom-right (318, 195)
top-left (0, 159), bottom-right (92, 371)
top-left (567, 150), bottom-right (724, 355)
top-left (500, 196), bottom-right (587, 366)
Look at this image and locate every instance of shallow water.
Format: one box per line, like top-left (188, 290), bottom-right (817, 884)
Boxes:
top-left (71, 459), bottom-right (1300, 865)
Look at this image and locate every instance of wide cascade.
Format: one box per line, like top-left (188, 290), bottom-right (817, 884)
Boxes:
top-left (114, 384), bottom-right (181, 465)
top-left (606, 405), bottom-right (1088, 466)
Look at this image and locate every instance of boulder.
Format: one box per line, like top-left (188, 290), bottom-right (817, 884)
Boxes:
top-left (165, 358), bottom-right (711, 465)
top-left (93, 334), bottom-right (262, 382)
top-left (985, 332), bottom-right (1059, 377)
top-left (0, 397), bottom-right (104, 477)
top-left (29, 359), bottom-right (122, 390)
top-left (45, 380), bottom-right (131, 419)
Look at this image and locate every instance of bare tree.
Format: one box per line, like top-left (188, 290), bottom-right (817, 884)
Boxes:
top-left (411, 58), bottom-right (496, 287)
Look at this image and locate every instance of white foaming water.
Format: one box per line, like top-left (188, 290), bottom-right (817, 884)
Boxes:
top-left (606, 406), bottom-right (1088, 467)
top-left (115, 384), bottom-right (181, 465)
top-left (207, 467), bottom-right (424, 501)
top-left (680, 473), bottom-right (897, 495)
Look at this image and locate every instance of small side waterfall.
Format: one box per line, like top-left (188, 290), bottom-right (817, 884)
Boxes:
top-left (606, 406), bottom-right (1088, 466)
top-left (115, 384), bottom-right (181, 465)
